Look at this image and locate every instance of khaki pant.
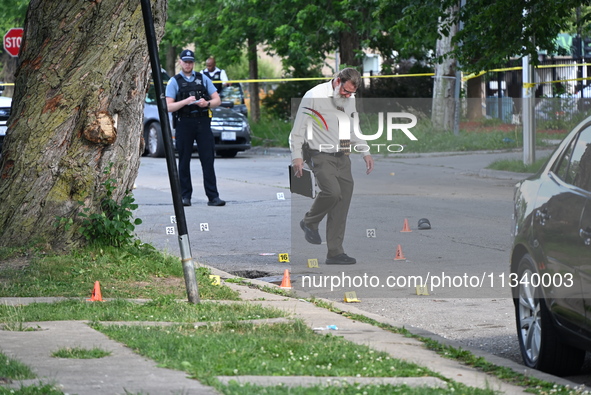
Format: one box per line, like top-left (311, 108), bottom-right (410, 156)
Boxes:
top-left (303, 154), bottom-right (354, 258)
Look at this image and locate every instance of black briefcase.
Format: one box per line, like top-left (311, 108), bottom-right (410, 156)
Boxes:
top-left (288, 165), bottom-right (316, 198)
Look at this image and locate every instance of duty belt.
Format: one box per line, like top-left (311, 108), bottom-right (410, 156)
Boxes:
top-left (180, 111), bottom-right (209, 118)
top-left (308, 149), bottom-right (345, 158)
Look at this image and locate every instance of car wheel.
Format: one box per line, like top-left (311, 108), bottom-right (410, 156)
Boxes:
top-left (218, 150), bottom-right (238, 158)
top-left (515, 253), bottom-right (585, 376)
top-left (145, 122), bottom-right (165, 158)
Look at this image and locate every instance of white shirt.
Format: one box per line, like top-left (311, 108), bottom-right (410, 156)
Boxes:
top-left (289, 80), bottom-right (370, 161)
top-left (201, 67), bottom-right (228, 83)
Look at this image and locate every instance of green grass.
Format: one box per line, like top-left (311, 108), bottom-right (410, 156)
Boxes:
top-left (0, 298), bottom-right (285, 323)
top-left (250, 116), bottom-right (292, 147)
top-left (220, 382), bottom-right (497, 395)
top-left (249, 115), bottom-right (562, 154)
top-left (96, 320), bottom-right (439, 382)
top-left (398, 126), bottom-right (521, 153)
top-left (0, 243), bottom-right (238, 300)
top-left (51, 347), bottom-right (111, 359)
top-left (0, 352), bottom-right (63, 395)
top-left (0, 352), bottom-right (35, 380)
top-left (0, 384), bottom-right (64, 395)
top-left (486, 156), bottom-right (550, 173)
top-left (306, 298), bottom-right (589, 395)
top-left (0, 240), bottom-right (585, 395)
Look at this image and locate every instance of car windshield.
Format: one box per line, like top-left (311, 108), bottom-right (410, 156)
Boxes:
top-left (145, 71), bottom-right (171, 105)
top-left (220, 85), bottom-right (244, 105)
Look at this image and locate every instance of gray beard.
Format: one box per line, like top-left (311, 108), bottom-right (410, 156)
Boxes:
top-left (332, 86), bottom-right (348, 109)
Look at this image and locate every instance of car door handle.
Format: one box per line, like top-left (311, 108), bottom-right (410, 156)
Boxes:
top-left (580, 227), bottom-right (591, 246)
top-left (535, 209), bottom-right (550, 225)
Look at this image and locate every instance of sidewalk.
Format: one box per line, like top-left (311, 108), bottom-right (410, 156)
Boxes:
top-left (1, 148), bottom-right (582, 395)
top-left (0, 269), bottom-right (585, 395)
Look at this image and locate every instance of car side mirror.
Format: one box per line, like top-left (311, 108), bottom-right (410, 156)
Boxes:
top-left (220, 101), bottom-right (234, 109)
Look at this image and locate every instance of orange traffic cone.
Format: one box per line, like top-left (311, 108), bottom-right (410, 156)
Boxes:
top-left (279, 269), bottom-right (292, 289)
top-left (401, 218), bottom-right (412, 232)
top-left (87, 281), bottom-right (104, 302)
top-left (394, 244), bottom-right (406, 261)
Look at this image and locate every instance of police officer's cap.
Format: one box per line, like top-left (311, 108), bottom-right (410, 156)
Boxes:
top-left (180, 49), bottom-right (195, 62)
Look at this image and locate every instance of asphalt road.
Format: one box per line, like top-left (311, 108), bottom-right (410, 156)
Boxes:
top-left (133, 146), bottom-right (591, 387)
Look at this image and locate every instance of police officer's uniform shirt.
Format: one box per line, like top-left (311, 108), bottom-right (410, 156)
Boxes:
top-left (165, 71), bottom-right (218, 101)
top-left (289, 80), bottom-right (370, 161)
top-left (201, 67), bottom-right (229, 83)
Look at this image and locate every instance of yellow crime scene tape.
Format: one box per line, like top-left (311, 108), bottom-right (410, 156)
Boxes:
top-left (2, 73), bottom-right (434, 89)
top-left (464, 63), bottom-right (591, 88)
top-left (2, 64), bottom-right (590, 89)
top-left (223, 73), bottom-right (436, 84)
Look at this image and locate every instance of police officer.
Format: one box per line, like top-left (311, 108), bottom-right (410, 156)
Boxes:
top-left (202, 57), bottom-right (229, 94)
top-left (166, 49), bottom-right (226, 207)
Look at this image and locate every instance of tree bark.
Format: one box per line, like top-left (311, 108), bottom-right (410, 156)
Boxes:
top-left (467, 76), bottom-right (483, 121)
top-left (338, 30), bottom-right (362, 69)
top-left (432, 6), bottom-right (458, 131)
top-left (247, 37), bottom-right (260, 122)
top-left (165, 43), bottom-right (176, 77)
top-left (0, 0), bottom-right (166, 250)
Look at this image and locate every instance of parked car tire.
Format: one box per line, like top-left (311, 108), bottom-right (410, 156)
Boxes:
top-left (145, 121), bottom-right (165, 158)
top-left (514, 253), bottom-right (585, 376)
top-left (218, 149), bottom-right (238, 158)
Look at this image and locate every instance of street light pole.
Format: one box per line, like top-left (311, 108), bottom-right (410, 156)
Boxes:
top-left (140, 0), bottom-right (200, 303)
top-left (522, 55), bottom-right (536, 166)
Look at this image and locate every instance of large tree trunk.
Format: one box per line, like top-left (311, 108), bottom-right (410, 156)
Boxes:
top-left (431, 6), bottom-right (458, 131)
top-left (339, 30), bottom-right (362, 69)
top-left (467, 76), bottom-right (483, 121)
top-left (165, 43), bottom-right (177, 77)
top-left (247, 37), bottom-right (260, 122)
top-left (0, 0), bottom-right (167, 250)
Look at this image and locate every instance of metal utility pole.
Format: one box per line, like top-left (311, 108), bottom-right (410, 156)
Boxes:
top-left (522, 55), bottom-right (536, 166)
top-left (140, 0), bottom-right (200, 303)
top-left (453, 0), bottom-right (465, 137)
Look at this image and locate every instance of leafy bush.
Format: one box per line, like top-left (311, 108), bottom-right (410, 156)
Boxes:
top-left (77, 163), bottom-right (142, 247)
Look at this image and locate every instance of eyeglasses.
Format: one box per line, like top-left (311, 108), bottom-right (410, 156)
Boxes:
top-left (340, 84), bottom-right (356, 96)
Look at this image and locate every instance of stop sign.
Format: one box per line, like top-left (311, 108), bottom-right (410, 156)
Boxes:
top-left (4, 28), bottom-right (23, 57)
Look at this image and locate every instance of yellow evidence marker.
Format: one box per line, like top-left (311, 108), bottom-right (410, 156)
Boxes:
top-left (344, 291), bottom-right (360, 303)
top-left (307, 258), bottom-right (319, 268)
top-left (415, 285), bottom-right (429, 295)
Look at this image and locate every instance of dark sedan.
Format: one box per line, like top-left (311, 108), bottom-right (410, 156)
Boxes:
top-left (511, 115), bottom-right (591, 376)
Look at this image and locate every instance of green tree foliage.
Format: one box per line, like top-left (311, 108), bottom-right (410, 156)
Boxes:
top-left (163, 0), bottom-right (591, 78)
top-left (398, 0), bottom-right (591, 73)
top-left (270, 0), bottom-right (437, 75)
top-left (0, 0), bottom-right (28, 33)
top-left (0, 0), bottom-right (29, 93)
top-left (165, 0), bottom-right (268, 68)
